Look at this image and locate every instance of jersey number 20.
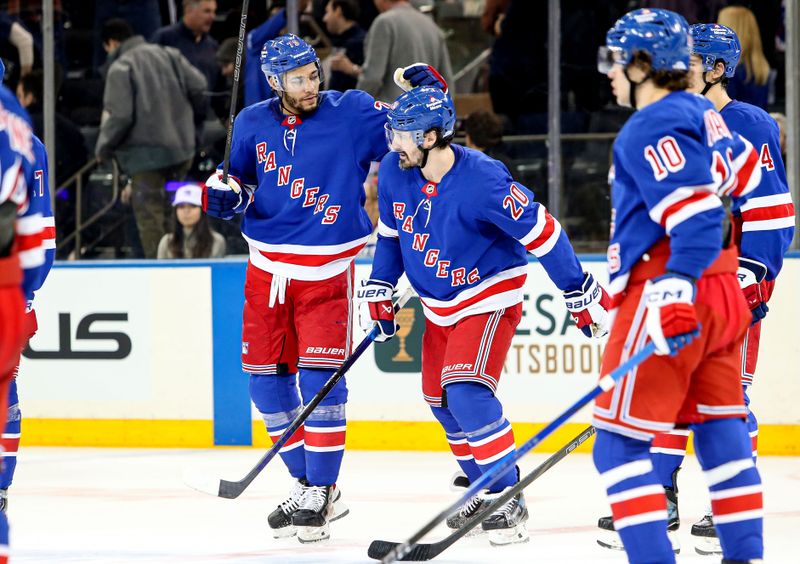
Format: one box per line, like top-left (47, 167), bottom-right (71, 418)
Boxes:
top-left (644, 136), bottom-right (686, 180)
top-left (502, 184), bottom-right (529, 220)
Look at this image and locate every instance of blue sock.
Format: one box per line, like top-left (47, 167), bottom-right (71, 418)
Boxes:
top-left (692, 418), bottom-right (763, 561)
top-left (649, 430), bottom-right (688, 490)
top-left (0, 379), bottom-right (20, 490)
top-left (300, 369), bottom-right (347, 486)
top-left (430, 406), bottom-right (482, 483)
top-left (444, 382), bottom-right (516, 493)
top-left (593, 429), bottom-right (674, 564)
top-left (249, 374), bottom-right (306, 480)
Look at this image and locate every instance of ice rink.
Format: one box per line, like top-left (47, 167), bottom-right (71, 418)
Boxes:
top-left (5, 446), bottom-right (799, 563)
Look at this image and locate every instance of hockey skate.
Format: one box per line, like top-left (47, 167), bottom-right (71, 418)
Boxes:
top-left (291, 484), bottom-right (349, 543)
top-left (691, 511), bottom-right (722, 555)
top-left (596, 484), bottom-right (680, 553)
top-left (268, 479), bottom-right (309, 538)
top-left (445, 472), bottom-right (486, 537)
top-left (480, 489), bottom-right (530, 546)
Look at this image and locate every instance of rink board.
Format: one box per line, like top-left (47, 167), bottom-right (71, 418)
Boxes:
top-left (17, 255), bottom-right (800, 454)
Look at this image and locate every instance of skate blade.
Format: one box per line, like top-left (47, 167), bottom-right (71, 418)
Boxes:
top-left (693, 535), bottom-right (722, 556)
top-left (329, 499), bottom-right (350, 522)
top-left (596, 529), bottom-right (680, 554)
top-left (487, 523), bottom-right (530, 547)
top-left (297, 523), bottom-right (330, 544)
top-left (271, 525), bottom-right (297, 539)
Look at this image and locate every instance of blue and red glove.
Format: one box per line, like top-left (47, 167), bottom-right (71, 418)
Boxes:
top-left (737, 257), bottom-right (770, 325)
top-left (563, 272), bottom-right (611, 338)
top-left (643, 273), bottom-right (701, 356)
top-left (394, 63), bottom-right (448, 93)
top-left (355, 279), bottom-right (397, 342)
top-left (202, 171), bottom-right (251, 220)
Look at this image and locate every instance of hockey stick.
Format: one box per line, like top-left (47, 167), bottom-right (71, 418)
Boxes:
top-left (380, 342), bottom-right (657, 563)
top-left (220, 0), bottom-right (250, 184)
top-left (367, 425), bottom-right (596, 561)
top-left (185, 287), bottom-right (417, 499)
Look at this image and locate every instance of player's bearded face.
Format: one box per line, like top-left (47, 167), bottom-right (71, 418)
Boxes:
top-left (388, 129), bottom-right (425, 169)
top-left (278, 64), bottom-right (321, 114)
top-left (687, 55), bottom-right (705, 94)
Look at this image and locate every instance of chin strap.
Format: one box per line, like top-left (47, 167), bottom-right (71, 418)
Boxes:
top-left (623, 67), bottom-right (650, 110)
top-left (701, 72), bottom-right (724, 96)
top-left (418, 147), bottom-right (431, 169)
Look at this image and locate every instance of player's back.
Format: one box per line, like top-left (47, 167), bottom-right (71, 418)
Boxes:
top-left (228, 89), bottom-right (389, 280)
top-left (608, 91), bottom-right (727, 297)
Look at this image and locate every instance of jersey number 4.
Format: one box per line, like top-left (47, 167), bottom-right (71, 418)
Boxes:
top-left (759, 143), bottom-right (775, 171)
top-left (502, 183), bottom-right (529, 220)
top-left (644, 136), bottom-right (686, 180)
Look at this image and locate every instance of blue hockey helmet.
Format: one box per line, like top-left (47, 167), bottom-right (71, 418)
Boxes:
top-left (260, 34), bottom-right (322, 90)
top-left (598, 8), bottom-right (690, 74)
top-left (690, 23), bottom-right (741, 78)
top-left (386, 86), bottom-right (456, 148)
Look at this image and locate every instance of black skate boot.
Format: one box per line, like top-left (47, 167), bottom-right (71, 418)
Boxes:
top-left (445, 472), bottom-right (485, 537)
top-left (268, 478), bottom-right (309, 538)
top-left (691, 510), bottom-right (722, 555)
top-left (481, 489), bottom-right (530, 546)
top-left (597, 468), bottom-right (681, 553)
top-left (291, 484), bottom-right (349, 543)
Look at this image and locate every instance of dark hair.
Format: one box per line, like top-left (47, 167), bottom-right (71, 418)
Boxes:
top-left (18, 70), bottom-right (43, 103)
top-left (101, 18), bottom-right (134, 44)
top-left (169, 206), bottom-right (215, 258)
top-left (330, 0), bottom-right (360, 21)
top-left (631, 50), bottom-right (689, 91)
top-left (464, 109), bottom-right (503, 149)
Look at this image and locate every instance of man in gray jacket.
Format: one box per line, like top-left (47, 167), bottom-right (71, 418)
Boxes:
top-left (354, 0), bottom-right (453, 101)
top-left (96, 18), bottom-right (207, 258)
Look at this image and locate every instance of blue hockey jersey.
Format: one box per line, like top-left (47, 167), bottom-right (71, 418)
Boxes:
top-left (0, 86), bottom-right (41, 287)
top-left (20, 135), bottom-right (55, 302)
top-left (721, 100), bottom-right (795, 281)
top-left (222, 89), bottom-right (389, 280)
top-left (370, 144), bottom-right (585, 326)
top-left (607, 91), bottom-right (761, 298)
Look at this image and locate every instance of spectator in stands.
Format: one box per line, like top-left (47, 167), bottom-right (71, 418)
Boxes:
top-left (354, 0), bottom-right (453, 101)
top-left (0, 12), bottom-right (34, 79)
top-left (718, 5), bottom-right (772, 110)
top-left (16, 70), bottom-right (88, 187)
top-left (152, 0), bottom-right (226, 117)
top-left (95, 19), bottom-right (207, 259)
top-left (464, 109), bottom-right (512, 171)
top-left (4, 0), bottom-right (65, 69)
top-left (324, 0), bottom-right (366, 92)
top-left (770, 111), bottom-right (787, 158)
top-left (157, 184), bottom-right (226, 259)
top-left (93, 0), bottom-right (162, 70)
top-left (481, 0), bottom-right (510, 36)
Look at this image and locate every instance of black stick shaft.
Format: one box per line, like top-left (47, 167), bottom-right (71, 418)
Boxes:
top-left (221, 0), bottom-right (250, 184)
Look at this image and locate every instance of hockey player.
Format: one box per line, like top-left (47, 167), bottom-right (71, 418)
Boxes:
top-left (0, 133), bottom-right (55, 512)
top-left (637, 23), bottom-right (795, 556)
top-left (202, 34), bottom-right (445, 543)
top-left (356, 86), bottom-right (611, 546)
top-left (0, 60), bottom-right (42, 564)
top-left (592, 9), bottom-right (765, 564)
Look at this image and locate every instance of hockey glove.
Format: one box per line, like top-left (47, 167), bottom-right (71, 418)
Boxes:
top-left (737, 257), bottom-right (769, 325)
top-left (563, 272), bottom-right (611, 339)
top-left (202, 172), bottom-right (251, 220)
top-left (643, 273), bottom-right (701, 356)
top-left (354, 279), bottom-right (397, 342)
top-left (393, 63), bottom-right (448, 93)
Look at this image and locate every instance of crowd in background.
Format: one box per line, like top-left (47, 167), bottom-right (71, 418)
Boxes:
top-left (0, 0), bottom-right (791, 258)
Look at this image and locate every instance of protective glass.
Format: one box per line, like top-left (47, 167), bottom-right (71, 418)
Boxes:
top-left (597, 46), bottom-right (626, 73)
top-left (385, 124), bottom-right (424, 152)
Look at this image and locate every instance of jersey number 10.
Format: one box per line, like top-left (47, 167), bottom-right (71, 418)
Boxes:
top-left (644, 136), bottom-right (686, 181)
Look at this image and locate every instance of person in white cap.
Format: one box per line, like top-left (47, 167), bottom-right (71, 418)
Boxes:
top-left (157, 183), bottom-right (226, 259)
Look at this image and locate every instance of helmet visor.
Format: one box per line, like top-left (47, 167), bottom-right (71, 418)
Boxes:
top-left (385, 124), bottom-right (425, 152)
top-left (271, 64), bottom-right (322, 93)
top-left (597, 46), bottom-right (626, 74)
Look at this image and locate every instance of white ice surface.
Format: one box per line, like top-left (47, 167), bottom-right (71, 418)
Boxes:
top-left (7, 447), bottom-right (799, 563)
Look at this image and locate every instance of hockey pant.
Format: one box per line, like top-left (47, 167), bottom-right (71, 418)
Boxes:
top-left (651, 386), bottom-right (758, 489)
top-left (431, 382), bottom-right (517, 493)
top-left (594, 420), bottom-right (762, 564)
top-left (250, 369), bottom-right (347, 486)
